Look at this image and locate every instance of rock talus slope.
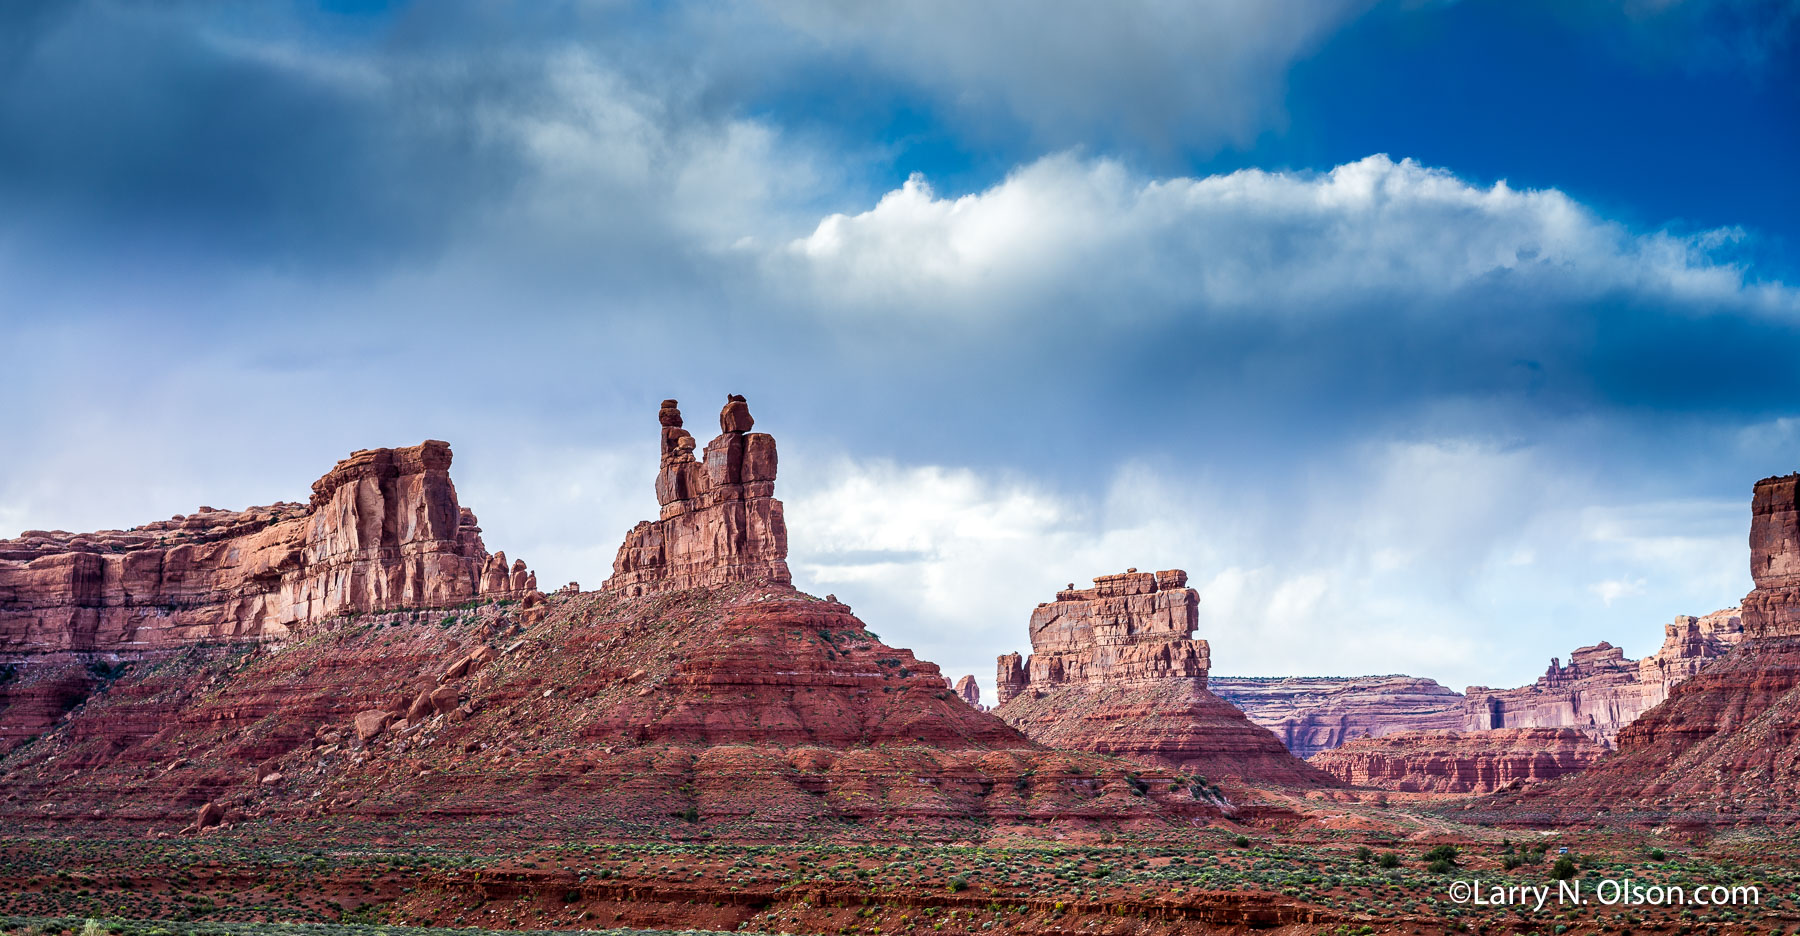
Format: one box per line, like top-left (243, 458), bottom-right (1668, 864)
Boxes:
top-left (994, 570), bottom-right (1332, 786)
top-left (0, 442), bottom-right (534, 752)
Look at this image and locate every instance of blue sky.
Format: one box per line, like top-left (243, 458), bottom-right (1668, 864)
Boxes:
top-left (2, 0), bottom-right (1797, 700)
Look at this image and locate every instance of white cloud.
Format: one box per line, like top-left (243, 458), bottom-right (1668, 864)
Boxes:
top-left (783, 437), bottom-right (1753, 704)
top-left (1590, 577), bottom-right (1648, 606)
top-left (778, 153), bottom-right (1792, 319)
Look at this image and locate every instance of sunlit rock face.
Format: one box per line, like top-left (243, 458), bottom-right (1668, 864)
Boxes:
top-left (995, 569), bottom-right (1332, 787)
top-left (603, 396), bottom-right (790, 597)
top-left (0, 440), bottom-right (532, 654)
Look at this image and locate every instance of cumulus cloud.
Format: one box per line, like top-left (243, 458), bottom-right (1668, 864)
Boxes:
top-left (780, 153), bottom-right (1791, 317)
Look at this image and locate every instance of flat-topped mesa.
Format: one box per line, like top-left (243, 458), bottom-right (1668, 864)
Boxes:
top-left (995, 569), bottom-right (1205, 706)
top-left (603, 396), bottom-right (791, 597)
top-left (0, 440), bottom-right (534, 656)
top-left (1475, 473), bottom-right (1800, 824)
top-left (1745, 473), bottom-right (1800, 638)
top-left (1208, 675), bottom-right (1466, 759)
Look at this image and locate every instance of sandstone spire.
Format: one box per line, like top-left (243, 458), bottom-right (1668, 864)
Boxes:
top-left (603, 396), bottom-right (791, 596)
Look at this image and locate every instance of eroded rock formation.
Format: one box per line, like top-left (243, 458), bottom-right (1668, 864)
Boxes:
top-left (953, 675), bottom-right (984, 710)
top-left (1208, 676), bottom-right (1465, 759)
top-left (996, 570), bottom-right (1208, 705)
top-left (1483, 473), bottom-right (1800, 824)
top-left (603, 398), bottom-right (790, 597)
top-left (0, 442), bottom-right (534, 753)
top-left (1215, 610), bottom-right (1743, 760)
top-left (994, 570), bottom-right (1329, 785)
top-left (1309, 728), bottom-right (1607, 794)
top-left (0, 441), bottom-right (532, 655)
top-left (0, 400), bottom-right (1231, 838)
top-left (1463, 610), bottom-right (1744, 745)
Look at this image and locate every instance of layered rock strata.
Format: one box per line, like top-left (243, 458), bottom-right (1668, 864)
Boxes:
top-left (0, 399), bottom-right (1226, 839)
top-left (0, 441), bottom-right (532, 654)
top-left (994, 571), bottom-right (1330, 785)
top-left (1463, 610), bottom-right (1744, 745)
top-left (1208, 676), bottom-right (1465, 758)
top-left (0, 442), bottom-right (534, 753)
top-left (1487, 473), bottom-right (1800, 823)
top-left (1308, 728), bottom-right (1608, 794)
top-left (996, 570), bottom-right (1208, 705)
top-left (603, 397), bottom-right (790, 597)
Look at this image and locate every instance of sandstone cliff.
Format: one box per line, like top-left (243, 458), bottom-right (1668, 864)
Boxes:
top-left (1208, 675), bottom-right (1465, 758)
top-left (0, 441), bottom-right (533, 654)
top-left (1308, 728), bottom-right (1607, 794)
top-left (1462, 610), bottom-right (1743, 745)
top-left (994, 570), bottom-right (1331, 786)
top-left (0, 441), bottom-right (533, 751)
top-left (603, 397), bottom-right (790, 597)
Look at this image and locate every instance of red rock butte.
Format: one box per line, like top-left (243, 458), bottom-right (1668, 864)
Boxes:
top-left (993, 569), bottom-right (1332, 787)
top-left (0, 441), bottom-right (536, 752)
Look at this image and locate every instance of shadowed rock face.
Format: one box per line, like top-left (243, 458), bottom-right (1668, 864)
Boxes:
top-left (1308, 728), bottom-right (1607, 794)
top-left (603, 397), bottom-right (791, 597)
top-left (994, 570), bottom-right (1331, 786)
top-left (1746, 474), bottom-right (1800, 639)
top-left (0, 441), bottom-right (532, 655)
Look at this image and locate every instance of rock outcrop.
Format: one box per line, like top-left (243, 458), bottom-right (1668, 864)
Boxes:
top-left (993, 570), bottom-right (1330, 786)
top-left (0, 441), bottom-right (532, 655)
top-left (1462, 610), bottom-right (1744, 746)
top-left (952, 675), bottom-right (983, 710)
top-left (1484, 473), bottom-right (1800, 824)
top-left (1213, 611), bottom-right (1743, 760)
top-left (0, 441), bottom-right (533, 751)
top-left (603, 398), bottom-right (791, 597)
top-left (996, 570), bottom-right (1208, 705)
top-left (1208, 676), bottom-right (1466, 759)
top-left (1309, 728), bottom-right (1607, 794)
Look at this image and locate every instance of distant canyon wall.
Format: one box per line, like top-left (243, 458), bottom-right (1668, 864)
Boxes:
top-left (1216, 609), bottom-right (1744, 758)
